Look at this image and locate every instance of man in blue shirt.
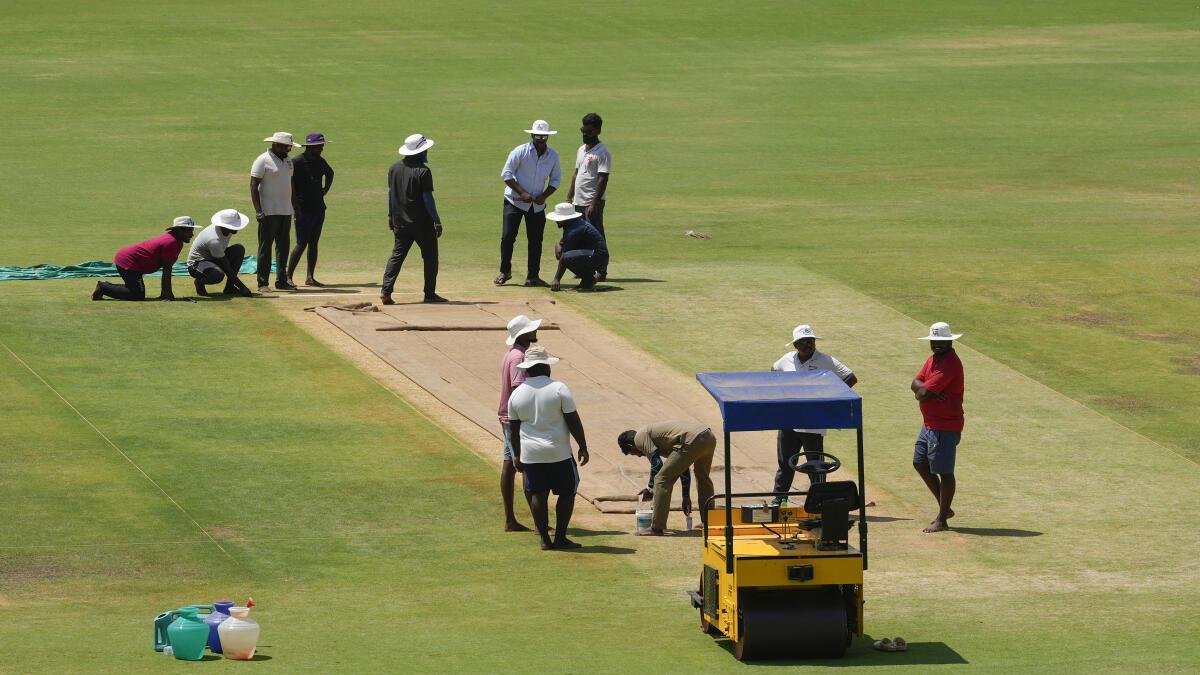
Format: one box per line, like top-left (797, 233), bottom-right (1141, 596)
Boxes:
top-left (546, 203), bottom-right (608, 292)
top-left (496, 120), bottom-right (561, 287)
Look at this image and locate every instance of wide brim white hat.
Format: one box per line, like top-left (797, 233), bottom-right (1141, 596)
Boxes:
top-left (516, 346), bottom-right (560, 369)
top-left (918, 322), bottom-right (963, 341)
top-left (524, 119), bottom-right (557, 135)
top-left (399, 133), bottom-right (435, 156)
top-left (787, 324), bottom-right (822, 346)
top-left (211, 208), bottom-right (250, 231)
top-left (263, 132), bottom-right (302, 148)
top-left (165, 216), bottom-right (202, 231)
top-left (546, 203), bottom-right (582, 222)
top-left (506, 315), bottom-right (542, 346)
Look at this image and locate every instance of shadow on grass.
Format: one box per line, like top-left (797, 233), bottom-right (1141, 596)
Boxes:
top-left (603, 278), bottom-right (665, 284)
top-left (284, 288), bottom-right (361, 295)
top-left (564, 529), bottom-right (627, 537)
top-left (863, 514), bottom-right (912, 523)
top-left (390, 300), bottom-right (499, 306)
top-left (248, 654), bottom-right (272, 661)
top-left (952, 526), bottom-right (1042, 537)
top-left (712, 633), bottom-right (967, 666)
top-left (561, 545), bottom-right (635, 554)
top-left (308, 282), bottom-right (379, 289)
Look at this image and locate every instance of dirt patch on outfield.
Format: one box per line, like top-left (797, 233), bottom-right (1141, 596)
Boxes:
top-left (0, 558), bottom-right (65, 583)
top-left (1173, 354), bottom-right (1200, 375)
top-left (1134, 332), bottom-right (1194, 344)
top-left (1059, 311), bottom-right (1120, 327)
top-left (1093, 396), bottom-right (1150, 413)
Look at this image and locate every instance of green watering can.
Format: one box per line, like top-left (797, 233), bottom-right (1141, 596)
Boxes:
top-left (153, 604), bottom-right (211, 653)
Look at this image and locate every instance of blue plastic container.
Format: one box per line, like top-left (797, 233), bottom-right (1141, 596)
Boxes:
top-left (206, 600), bottom-right (235, 652)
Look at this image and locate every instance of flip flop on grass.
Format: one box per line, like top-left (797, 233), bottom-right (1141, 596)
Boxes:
top-left (873, 637), bottom-right (908, 652)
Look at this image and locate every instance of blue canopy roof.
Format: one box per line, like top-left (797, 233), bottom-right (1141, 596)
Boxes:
top-left (696, 371), bottom-right (863, 432)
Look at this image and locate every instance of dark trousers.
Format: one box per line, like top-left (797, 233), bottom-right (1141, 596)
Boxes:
top-left (382, 226), bottom-right (438, 295)
top-left (97, 265), bottom-right (146, 301)
top-left (581, 200), bottom-right (607, 275)
top-left (189, 244), bottom-right (246, 292)
top-left (774, 429), bottom-right (826, 493)
top-left (289, 208), bottom-right (325, 278)
top-left (562, 250), bottom-right (608, 288)
top-left (500, 200), bottom-right (546, 279)
top-left (256, 214), bottom-right (291, 287)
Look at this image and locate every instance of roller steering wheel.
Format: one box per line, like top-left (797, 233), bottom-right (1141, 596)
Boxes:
top-left (786, 451), bottom-right (842, 476)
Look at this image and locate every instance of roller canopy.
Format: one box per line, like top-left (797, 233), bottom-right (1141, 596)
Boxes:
top-left (696, 371), bottom-right (862, 432)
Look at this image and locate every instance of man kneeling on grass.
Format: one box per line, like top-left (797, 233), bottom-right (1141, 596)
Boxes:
top-left (507, 346), bottom-right (590, 550)
top-left (187, 209), bottom-right (254, 297)
top-left (92, 216), bottom-right (201, 301)
top-left (618, 421), bottom-right (716, 536)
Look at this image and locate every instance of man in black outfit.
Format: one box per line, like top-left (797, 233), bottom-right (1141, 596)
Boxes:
top-left (287, 132), bottom-right (335, 287)
top-left (382, 133), bottom-right (447, 304)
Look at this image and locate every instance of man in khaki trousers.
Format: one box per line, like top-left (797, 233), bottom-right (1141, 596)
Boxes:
top-left (618, 421), bottom-right (716, 536)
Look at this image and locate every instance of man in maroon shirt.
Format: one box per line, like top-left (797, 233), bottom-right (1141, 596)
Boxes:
top-left (92, 217), bottom-right (200, 301)
top-left (498, 314), bottom-right (540, 532)
top-left (910, 322), bottom-right (965, 533)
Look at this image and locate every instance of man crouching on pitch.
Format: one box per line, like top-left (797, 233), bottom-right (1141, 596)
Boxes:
top-left (507, 347), bottom-right (590, 550)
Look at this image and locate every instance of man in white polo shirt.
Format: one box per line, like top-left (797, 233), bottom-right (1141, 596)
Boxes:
top-left (770, 324), bottom-right (858, 499)
top-left (507, 346), bottom-right (590, 550)
top-left (566, 112), bottom-right (611, 281)
top-left (250, 131), bottom-right (300, 293)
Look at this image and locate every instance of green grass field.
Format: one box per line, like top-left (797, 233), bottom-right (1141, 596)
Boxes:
top-left (2, 1), bottom-right (1198, 672)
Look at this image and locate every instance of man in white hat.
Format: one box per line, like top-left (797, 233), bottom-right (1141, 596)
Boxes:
top-left (250, 132), bottom-right (301, 293)
top-left (381, 133), bottom-right (446, 304)
top-left (507, 346), bottom-right (590, 550)
top-left (92, 216), bottom-right (202, 301)
top-left (546, 203), bottom-right (608, 292)
top-left (187, 209), bottom-right (253, 297)
top-left (566, 112), bottom-right (611, 281)
top-left (911, 321), bottom-right (965, 533)
top-left (495, 120), bottom-right (561, 287)
top-left (497, 315), bottom-right (541, 532)
top-left (769, 324), bottom-right (857, 499)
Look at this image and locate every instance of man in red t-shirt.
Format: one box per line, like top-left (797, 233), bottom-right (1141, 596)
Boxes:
top-left (92, 217), bottom-right (201, 301)
top-left (910, 322), bottom-right (965, 533)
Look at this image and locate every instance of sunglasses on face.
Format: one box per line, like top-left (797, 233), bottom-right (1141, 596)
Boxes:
top-left (532, 135), bottom-right (548, 141)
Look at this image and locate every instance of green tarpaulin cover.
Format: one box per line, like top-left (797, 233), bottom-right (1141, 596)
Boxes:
top-left (0, 258), bottom-right (269, 281)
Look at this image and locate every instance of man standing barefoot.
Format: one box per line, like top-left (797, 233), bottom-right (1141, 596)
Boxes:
top-left (497, 315), bottom-right (540, 532)
top-left (911, 322), bottom-right (965, 533)
top-left (507, 347), bottom-right (590, 550)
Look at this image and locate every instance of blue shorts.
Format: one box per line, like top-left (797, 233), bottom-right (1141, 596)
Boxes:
top-left (501, 423), bottom-right (514, 461)
top-left (522, 458), bottom-right (579, 496)
top-left (913, 427), bottom-right (960, 475)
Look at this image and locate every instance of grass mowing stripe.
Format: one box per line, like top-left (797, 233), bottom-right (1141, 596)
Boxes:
top-left (0, 337), bottom-right (233, 561)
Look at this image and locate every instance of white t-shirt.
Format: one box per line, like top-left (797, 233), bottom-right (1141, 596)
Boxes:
top-left (250, 151), bottom-right (294, 216)
top-left (507, 375), bottom-right (577, 463)
top-left (772, 349), bottom-right (854, 435)
top-left (572, 142), bottom-right (611, 206)
top-left (187, 225), bottom-right (231, 267)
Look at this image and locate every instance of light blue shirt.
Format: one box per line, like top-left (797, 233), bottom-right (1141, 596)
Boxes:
top-left (501, 142), bottom-right (561, 213)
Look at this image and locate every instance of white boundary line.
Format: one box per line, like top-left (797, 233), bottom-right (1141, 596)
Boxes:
top-left (1, 339), bottom-right (234, 559)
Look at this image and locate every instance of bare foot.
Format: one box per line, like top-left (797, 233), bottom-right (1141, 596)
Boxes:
top-left (505, 522), bottom-right (531, 532)
top-left (553, 537), bottom-right (582, 549)
top-left (923, 519), bottom-right (950, 533)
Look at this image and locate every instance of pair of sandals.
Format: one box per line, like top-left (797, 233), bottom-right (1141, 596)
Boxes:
top-left (873, 637), bottom-right (907, 652)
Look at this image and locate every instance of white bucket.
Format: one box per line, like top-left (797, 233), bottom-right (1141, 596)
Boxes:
top-left (635, 509), bottom-right (653, 530)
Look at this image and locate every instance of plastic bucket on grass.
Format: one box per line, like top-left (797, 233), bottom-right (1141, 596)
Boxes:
top-left (636, 509), bottom-right (653, 530)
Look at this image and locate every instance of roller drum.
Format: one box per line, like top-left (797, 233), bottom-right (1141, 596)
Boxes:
top-left (735, 588), bottom-right (848, 660)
